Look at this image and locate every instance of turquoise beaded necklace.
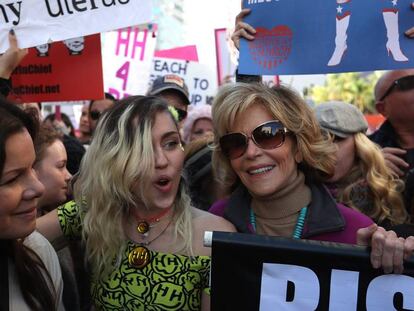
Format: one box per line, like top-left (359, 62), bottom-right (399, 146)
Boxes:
top-left (249, 206), bottom-right (308, 239)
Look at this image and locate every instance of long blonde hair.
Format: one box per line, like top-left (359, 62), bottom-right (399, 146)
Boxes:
top-left (212, 82), bottom-right (337, 193)
top-left (337, 133), bottom-right (407, 225)
top-left (74, 96), bottom-right (193, 278)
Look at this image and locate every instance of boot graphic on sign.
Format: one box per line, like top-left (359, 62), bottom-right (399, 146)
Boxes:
top-left (328, 0), bottom-right (408, 66)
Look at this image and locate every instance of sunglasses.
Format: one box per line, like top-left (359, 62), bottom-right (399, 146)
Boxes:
top-left (175, 107), bottom-right (187, 122)
top-left (219, 120), bottom-right (289, 160)
top-left (89, 110), bottom-right (102, 121)
top-left (379, 75), bottom-right (414, 101)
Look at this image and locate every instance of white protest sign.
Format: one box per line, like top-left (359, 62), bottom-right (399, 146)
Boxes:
top-left (150, 58), bottom-right (218, 106)
top-left (102, 25), bottom-right (157, 99)
top-left (260, 263), bottom-right (414, 311)
top-left (0, 0), bottom-right (153, 53)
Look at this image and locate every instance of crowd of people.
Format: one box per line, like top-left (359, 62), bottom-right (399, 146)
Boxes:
top-left (1, 4), bottom-right (414, 310)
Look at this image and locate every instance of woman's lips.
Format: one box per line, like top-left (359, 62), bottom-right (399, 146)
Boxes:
top-left (154, 177), bottom-right (173, 193)
top-left (14, 206), bottom-right (37, 219)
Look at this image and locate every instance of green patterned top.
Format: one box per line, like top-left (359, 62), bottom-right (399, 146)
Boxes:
top-left (58, 201), bottom-right (210, 311)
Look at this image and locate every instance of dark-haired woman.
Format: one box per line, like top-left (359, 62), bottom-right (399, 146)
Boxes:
top-left (0, 99), bottom-right (64, 310)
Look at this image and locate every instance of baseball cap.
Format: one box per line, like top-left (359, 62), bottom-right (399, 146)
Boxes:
top-left (314, 101), bottom-right (368, 138)
top-left (147, 74), bottom-right (190, 106)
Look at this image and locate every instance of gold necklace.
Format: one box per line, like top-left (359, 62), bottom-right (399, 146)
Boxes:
top-left (133, 206), bottom-right (172, 237)
top-left (128, 218), bottom-right (173, 269)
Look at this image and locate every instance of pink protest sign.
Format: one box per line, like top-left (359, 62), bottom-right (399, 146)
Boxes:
top-left (102, 24), bottom-right (158, 99)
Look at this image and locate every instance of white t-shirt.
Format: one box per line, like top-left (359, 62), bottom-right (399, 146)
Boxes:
top-left (8, 231), bottom-right (65, 311)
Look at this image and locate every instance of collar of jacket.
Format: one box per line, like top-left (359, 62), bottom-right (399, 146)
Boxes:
top-left (369, 120), bottom-right (400, 148)
top-left (223, 181), bottom-right (345, 238)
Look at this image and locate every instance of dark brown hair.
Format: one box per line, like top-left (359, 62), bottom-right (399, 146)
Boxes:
top-left (34, 125), bottom-right (61, 164)
top-left (0, 99), bottom-right (57, 311)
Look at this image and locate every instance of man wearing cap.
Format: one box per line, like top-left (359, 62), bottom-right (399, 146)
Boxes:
top-left (371, 69), bottom-right (414, 212)
top-left (147, 74), bottom-right (190, 127)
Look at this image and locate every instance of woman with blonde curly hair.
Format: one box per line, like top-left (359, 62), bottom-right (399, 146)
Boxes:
top-left (37, 95), bottom-right (234, 310)
top-left (209, 82), bottom-right (412, 273)
top-left (315, 101), bottom-right (408, 228)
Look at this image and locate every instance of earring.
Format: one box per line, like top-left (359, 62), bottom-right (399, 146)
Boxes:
top-left (180, 143), bottom-right (184, 151)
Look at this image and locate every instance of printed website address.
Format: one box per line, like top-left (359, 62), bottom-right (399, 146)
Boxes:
top-left (12, 84), bottom-right (61, 95)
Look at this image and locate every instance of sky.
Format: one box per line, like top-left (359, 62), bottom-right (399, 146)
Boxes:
top-left (183, 0), bottom-right (240, 65)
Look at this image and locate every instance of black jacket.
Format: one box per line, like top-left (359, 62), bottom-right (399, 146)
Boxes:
top-left (369, 120), bottom-right (414, 215)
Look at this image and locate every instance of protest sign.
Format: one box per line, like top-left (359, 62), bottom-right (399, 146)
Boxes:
top-left (102, 25), bottom-right (157, 99)
top-left (214, 28), bottom-right (238, 85)
top-left (0, 0), bottom-right (153, 53)
top-left (239, 0), bottom-right (414, 75)
top-left (150, 52), bottom-right (217, 106)
top-left (10, 34), bottom-right (103, 102)
top-left (154, 45), bottom-right (198, 62)
top-left (210, 232), bottom-right (414, 311)
top-left (214, 28), bottom-right (306, 92)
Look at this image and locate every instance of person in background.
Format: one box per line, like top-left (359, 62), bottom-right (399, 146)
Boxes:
top-left (372, 69), bottom-right (414, 216)
top-left (78, 102), bottom-right (91, 145)
top-left (184, 136), bottom-right (224, 211)
top-left (33, 125), bottom-right (84, 311)
top-left (88, 92), bottom-right (116, 135)
top-left (0, 99), bottom-right (64, 311)
top-left (183, 105), bottom-right (214, 144)
top-left (44, 112), bottom-right (76, 138)
top-left (315, 101), bottom-right (409, 228)
top-left (21, 102), bottom-right (42, 121)
top-left (43, 112), bottom-right (86, 175)
top-left (209, 82), bottom-right (414, 274)
top-left (34, 126), bottom-right (72, 214)
top-left (37, 95), bottom-right (235, 310)
top-left (147, 74), bottom-right (190, 128)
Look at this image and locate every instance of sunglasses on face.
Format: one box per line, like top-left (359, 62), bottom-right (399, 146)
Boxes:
top-left (175, 107), bottom-right (187, 122)
top-left (89, 110), bottom-right (102, 121)
top-left (379, 75), bottom-right (414, 101)
top-left (219, 120), bottom-right (289, 160)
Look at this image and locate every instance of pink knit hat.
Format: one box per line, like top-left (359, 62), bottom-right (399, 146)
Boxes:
top-left (182, 105), bottom-right (212, 143)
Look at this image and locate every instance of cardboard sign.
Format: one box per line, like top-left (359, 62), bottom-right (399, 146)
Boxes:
top-left (239, 0), bottom-right (414, 75)
top-left (150, 56), bottom-right (217, 106)
top-left (102, 25), bottom-right (157, 99)
top-left (214, 28), bottom-right (238, 85)
top-left (0, 0), bottom-right (153, 53)
top-left (210, 232), bottom-right (414, 311)
top-left (10, 34), bottom-right (103, 102)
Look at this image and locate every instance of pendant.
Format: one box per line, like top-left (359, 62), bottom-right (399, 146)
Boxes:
top-left (128, 246), bottom-right (151, 269)
top-left (136, 221), bottom-right (150, 234)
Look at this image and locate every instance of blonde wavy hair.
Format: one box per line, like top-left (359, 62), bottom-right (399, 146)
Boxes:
top-left (74, 96), bottom-right (193, 278)
top-left (336, 133), bottom-right (407, 225)
top-left (212, 82), bottom-right (337, 193)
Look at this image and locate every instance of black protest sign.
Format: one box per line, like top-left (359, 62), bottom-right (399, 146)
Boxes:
top-left (210, 232), bottom-right (414, 311)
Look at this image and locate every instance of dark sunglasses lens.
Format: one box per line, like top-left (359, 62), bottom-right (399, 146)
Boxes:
top-left (396, 76), bottom-right (414, 91)
top-left (90, 111), bottom-right (101, 120)
top-left (220, 133), bottom-right (248, 159)
top-left (176, 108), bottom-right (187, 122)
top-left (252, 122), bottom-right (285, 149)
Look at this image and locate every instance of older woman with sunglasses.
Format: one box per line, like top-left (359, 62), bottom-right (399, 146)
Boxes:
top-left (209, 82), bottom-right (414, 273)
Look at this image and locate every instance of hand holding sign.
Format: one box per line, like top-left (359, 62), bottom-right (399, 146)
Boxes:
top-left (356, 224), bottom-right (414, 274)
top-left (404, 3), bottom-right (414, 37)
top-left (0, 30), bottom-right (27, 79)
top-left (237, 0), bottom-right (414, 74)
top-left (232, 8), bottom-right (256, 50)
